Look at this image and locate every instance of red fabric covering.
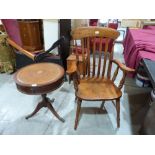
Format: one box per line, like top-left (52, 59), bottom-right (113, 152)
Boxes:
top-left (90, 38), bottom-right (113, 52)
top-left (137, 50), bottom-right (155, 64)
top-left (123, 28), bottom-right (155, 77)
top-left (89, 19), bottom-right (98, 26)
top-left (2, 19), bottom-right (22, 46)
top-left (89, 21), bottom-right (117, 52)
top-left (108, 23), bottom-right (118, 29)
top-left (72, 39), bottom-right (113, 54)
top-left (72, 46), bottom-right (87, 54)
top-left (143, 25), bottom-right (155, 30)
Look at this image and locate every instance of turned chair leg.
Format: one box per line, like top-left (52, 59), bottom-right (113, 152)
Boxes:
top-left (75, 96), bottom-right (77, 103)
top-left (100, 101), bottom-right (105, 109)
top-left (74, 98), bottom-right (82, 130)
top-left (116, 98), bottom-right (120, 128)
top-left (68, 74), bottom-right (72, 84)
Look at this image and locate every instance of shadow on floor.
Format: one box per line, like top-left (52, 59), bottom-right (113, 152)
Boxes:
top-left (79, 107), bottom-right (108, 122)
top-left (126, 90), bottom-right (150, 134)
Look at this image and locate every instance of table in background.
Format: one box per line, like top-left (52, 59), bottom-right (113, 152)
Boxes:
top-left (139, 59), bottom-right (155, 134)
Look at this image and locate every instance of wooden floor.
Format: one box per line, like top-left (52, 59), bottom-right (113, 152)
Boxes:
top-left (0, 44), bottom-right (152, 135)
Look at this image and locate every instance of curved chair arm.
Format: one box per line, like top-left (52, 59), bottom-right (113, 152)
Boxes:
top-left (111, 59), bottom-right (135, 73)
top-left (66, 64), bottom-right (77, 75)
top-left (111, 59), bottom-right (135, 89)
top-left (66, 61), bottom-right (80, 90)
top-left (7, 38), bottom-right (35, 60)
top-left (7, 36), bottom-right (65, 63)
top-left (35, 36), bottom-right (65, 62)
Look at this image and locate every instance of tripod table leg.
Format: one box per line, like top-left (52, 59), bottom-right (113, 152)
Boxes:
top-left (47, 101), bottom-right (65, 123)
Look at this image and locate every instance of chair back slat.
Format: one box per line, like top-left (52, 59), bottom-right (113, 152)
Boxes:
top-left (97, 37), bottom-right (103, 77)
top-left (87, 37), bottom-right (90, 77)
top-left (71, 27), bottom-right (119, 80)
top-left (107, 45), bottom-right (114, 79)
top-left (92, 37), bottom-right (96, 77)
top-left (75, 40), bottom-right (80, 71)
top-left (102, 38), bottom-right (109, 77)
top-left (81, 38), bottom-right (86, 78)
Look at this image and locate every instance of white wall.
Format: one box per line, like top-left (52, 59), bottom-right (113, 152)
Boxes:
top-left (43, 19), bottom-right (59, 50)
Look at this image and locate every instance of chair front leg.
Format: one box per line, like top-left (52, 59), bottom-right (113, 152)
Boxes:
top-left (100, 101), bottom-right (105, 109)
top-left (74, 98), bottom-right (82, 130)
top-left (116, 98), bottom-right (120, 128)
top-left (68, 74), bottom-right (72, 84)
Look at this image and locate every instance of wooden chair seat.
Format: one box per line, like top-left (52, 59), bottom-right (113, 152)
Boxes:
top-left (77, 78), bottom-right (122, 100)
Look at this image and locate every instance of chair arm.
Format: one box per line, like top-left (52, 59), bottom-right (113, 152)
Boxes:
top-left (66, 54), bottom-right (77, 75)
top-left (7, 36), bottom-right (65, 63)
top-left (66, 65), bottom-right (77, 75)
top-left (111, 59), bottom-right (135, 89)
top-left (35, 36), bottom-right (65, 62)
top-left (111, 59), bottom-right (135, 73)
top-left (7, 38), bottom-right (35, 61)
top-left (66, 64), bottom-right (79, 90)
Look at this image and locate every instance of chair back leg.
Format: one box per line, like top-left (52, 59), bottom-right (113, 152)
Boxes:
top-left (116, 98), bottom-right (120, 128)
top-left (74, 98), bottom-right (82, 130)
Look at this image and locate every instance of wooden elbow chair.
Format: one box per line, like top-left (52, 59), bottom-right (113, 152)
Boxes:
top-left (66, 27), bottom-right (135, 130)
top-left (7, 36), bottom-right (65, 69)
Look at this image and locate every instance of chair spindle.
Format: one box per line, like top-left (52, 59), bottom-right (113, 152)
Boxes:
top-left (102, 38), bottom-right (109, 77)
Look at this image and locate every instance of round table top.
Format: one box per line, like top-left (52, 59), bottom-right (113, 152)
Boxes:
top-left (14, 63), bottom-right (64, 87)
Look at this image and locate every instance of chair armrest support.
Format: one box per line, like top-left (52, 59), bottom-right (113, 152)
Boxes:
top-left (111, 59), bottom-right (135, 73)
top-left (111, 59), bottom-right (135, 89)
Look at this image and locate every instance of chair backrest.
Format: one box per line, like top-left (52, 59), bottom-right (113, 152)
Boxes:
top-left (108, 19), bottom-right (118, 29)
top-left (108, 23), bottom-right (118, 29)
top-left (89, 19), bottom-right (98, 26)
top-left (71, 27), bottom-right (120, 79)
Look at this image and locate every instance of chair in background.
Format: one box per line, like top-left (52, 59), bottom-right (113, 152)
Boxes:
top-left (107, 19), bottom-right (126, 43)
top-left (67, 27), bottom-right (135, 130)
top-left (89, 19), bottom-right (99, 26)
top-left (8, 36), bottom-right (66, 70)
top-left (108, 19), bottom-right (118, 29)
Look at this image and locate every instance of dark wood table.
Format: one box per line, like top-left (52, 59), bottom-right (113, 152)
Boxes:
top-left (139, 59), bottom-right (155, 134)
top-left (14, 62), bottom-right (65, 122)
top-left (143, 58), bottom-right (155, 89)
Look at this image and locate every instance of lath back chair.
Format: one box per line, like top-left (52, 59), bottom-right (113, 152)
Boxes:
top-left (67, 27), bottom-right (135, 130)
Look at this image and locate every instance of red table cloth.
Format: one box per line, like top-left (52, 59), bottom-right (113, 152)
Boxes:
top-left (123, 28), bottom-right (155, 77)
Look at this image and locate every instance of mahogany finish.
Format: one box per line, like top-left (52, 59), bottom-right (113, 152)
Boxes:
top-left (14, 62), bottom-right (65, 122)
top-left (18, 20), bottom-right (44, 52)
top-left (67, 53), bottom-right (87, 83)
top-left (67, 27), bottom-right (135, 129)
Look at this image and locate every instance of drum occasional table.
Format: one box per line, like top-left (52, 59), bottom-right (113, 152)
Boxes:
top-left (14, 62), bottom-right (65, 122)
